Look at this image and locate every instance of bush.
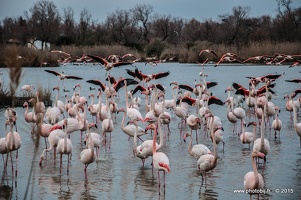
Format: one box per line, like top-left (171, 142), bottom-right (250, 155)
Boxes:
top-left (145, 39), bottom-right (167, 57)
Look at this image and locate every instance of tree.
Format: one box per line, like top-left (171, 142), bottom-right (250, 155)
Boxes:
top-left (219, 6), bottom-right (250, 48)
top-left (131, 4), bottom-right (154, 44)
top-left (77, 8), bottom-right (92, 45)
top-left (274, 0), bottom-right (301, 41)
top-left (25, 0), bottom-right (60, 49)
top-left (152, 14), bottom-right (172, 42)
top-left (60, 6), bottom-right (76, 45)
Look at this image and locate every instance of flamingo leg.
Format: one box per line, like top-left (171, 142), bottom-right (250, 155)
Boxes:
top-left (67, 154), bottom-right (70, 175)
top-left (60, 154), bottom-right (63, 174)
top-left (158, 170), bottom-right (161, 190)
top-left (15, 150), bottom-right (18, 176)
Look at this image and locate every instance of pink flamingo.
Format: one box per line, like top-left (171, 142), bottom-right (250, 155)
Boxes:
top-left (39, 125), bottom-right (64, 166)
top-left (197, 111), bottom-right (218, 188)
top-left (244, 150), bottom-right (266, 200)
top-left (272, 106), bottom-right (282, 138)
top-left (186, 114), bottom-right (201, 143)
top-left (80, 122), bottom-right (97, 180)
top-left (5, 120), bottom-right (22, 175)
top-left (73, 84), bottom-right (87, 105)
top-left (56, 119), bottom-right (73, 174)
top-left (124, 80), bottom-right (144, 122)
top-left (23, 101), bottom-right (36, 134)
top-left (84, 125), bottom-right (102, 160)
top-left (118, 107), bottom-right (147, 141)
top-left (253, 106), bottom-right (270, 173)
top-left (101, 96), bottom-right (114, 145)
top-left (20, 84), bottom-right (35, 96)
top-left (146, 123), bottom-right (170, 193)
top-left (183, 132), bottom-right (211, 159)
top-left (240, 121), bottom-right (256, 149)
top-left (291, 95), bottom-right (301, 149)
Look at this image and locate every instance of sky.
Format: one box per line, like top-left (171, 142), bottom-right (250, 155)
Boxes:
top-left (1, 0), bottom-right (301, 23)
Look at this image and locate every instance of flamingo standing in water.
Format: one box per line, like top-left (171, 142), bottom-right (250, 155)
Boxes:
top-left (197, 111), bottom-right (218, 188)
top-left (117, 107), bottom-right (147, 141)
top-left (23, 101), bottom-right (36, 134)
top-left (146, 123), bottom-right (170, 194)
top-left (240, 121), bottom-right (256, 149)
top-left (101, 95), bottom-right (114, 146)
top-left (84, 125), bottom-right (102, 160)
top-left (56, 119), bottom-right (73, 174)
top-left (4, 107), bottom-right (18, 131)
top-left (243, 150), bottom-right (266, 200)
top-left (272, 106), bottom-right (282, 138)
top-left (183, 132), bottom-right (211, 159)
top-left (39, 125), bottom-right (64, 166)
top-left (291, 95), bottom-right (301, 149)
top-left (20, 84), bottom-right (35, 96)
top-left (124, 80), bottom-right (144, 122)
top-left (5, 120), bottom-right (22, 175)
top-left (186, 114), bottom-right (201, 143)
top-left (253, 106), bottom-right (270, 173)
top-left (79, 122), bottom-right (97, 180)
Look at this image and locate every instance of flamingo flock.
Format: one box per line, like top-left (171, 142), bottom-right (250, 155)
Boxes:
top-left (1, 48), bottom-right (301, 199)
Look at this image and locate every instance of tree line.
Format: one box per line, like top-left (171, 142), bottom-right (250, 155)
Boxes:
top-left (0, 0), bottom-right (300, 58)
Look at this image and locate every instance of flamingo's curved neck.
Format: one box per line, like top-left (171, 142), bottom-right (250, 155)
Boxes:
top-left (152, 126), bottom-right (158, 156)
top-left (252, 154), bottom-right (260, 188)
top-left (260, 106), bottom-right (265, 147)
top-left (210, 115), bottom-right (218, 165)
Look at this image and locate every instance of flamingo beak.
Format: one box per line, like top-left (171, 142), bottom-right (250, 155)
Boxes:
top-left (257, 152), bottom-right (266, 161)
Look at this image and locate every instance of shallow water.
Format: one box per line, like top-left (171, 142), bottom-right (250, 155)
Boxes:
top-left (0, 62), bottom-right (300, 199)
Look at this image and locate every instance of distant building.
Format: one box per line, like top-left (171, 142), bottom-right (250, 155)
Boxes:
top-left (6, 38), bottom-right (22, 45)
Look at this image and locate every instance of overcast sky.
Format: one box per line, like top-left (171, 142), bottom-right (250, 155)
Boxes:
top-left (1, 0), bottom-right (301, 23)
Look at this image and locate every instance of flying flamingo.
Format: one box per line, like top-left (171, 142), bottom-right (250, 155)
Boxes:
top-left (146, 123), bottom-right (170, 194)
top-left (44, 69), bottom-right (83, 86)
top-left (126, 68), bottom-right (170, 85)
top-left (199, 49), bottom-right (218, 57)
top-left (197, 111), bottom-right (218, 188)
top-left (240, 121), bottom-right (256, 149)
top-left (5, 120), bottom-right (22, 175)
top-left (243, 150), bottom-right (266, 200)
top-left (183, 132), bottom-right (212, 159)
top-left (87, 54), bottom-right (133, 76)
top-left (80, 122), bottom-right (97, 180)
top-left (56, 119), bottom-right (73, 174)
